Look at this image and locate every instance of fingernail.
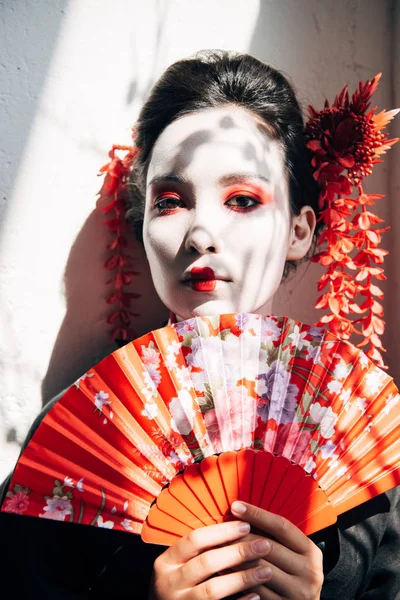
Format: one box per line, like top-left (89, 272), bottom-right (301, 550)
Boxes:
top-left (248, 595), bottom-right (260, 600)
top-left (238, 521), bottom-right (251, 533)
top-left (252, 539), bottom-right (271, 554)
top-left (255, 565), bottom-right (272, 580)
top-left (231, 501), bottom-right (246, 514)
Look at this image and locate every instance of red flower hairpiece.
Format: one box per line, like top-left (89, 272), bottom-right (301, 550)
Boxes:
top-left (97, 135), bottom-right (139, 341)
top-left (305, 74), bottom-right (399, 368)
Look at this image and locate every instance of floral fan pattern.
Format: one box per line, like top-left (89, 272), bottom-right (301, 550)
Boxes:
top-left (2, 314), bottom-right (399, 541)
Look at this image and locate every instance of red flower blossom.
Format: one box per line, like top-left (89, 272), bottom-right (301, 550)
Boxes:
top-left (3, 490), bottom-right (30, 514)
top-left (305, 74), bottom-right (399, 368)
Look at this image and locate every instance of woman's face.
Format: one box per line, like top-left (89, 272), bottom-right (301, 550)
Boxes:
top-left (143, 106), bottom-right (314, 322)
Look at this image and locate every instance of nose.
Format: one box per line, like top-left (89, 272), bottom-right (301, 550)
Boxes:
top-left (183, 206), bottom-right (223, 254)
top-left (184, 223), bottom-right (223, 254)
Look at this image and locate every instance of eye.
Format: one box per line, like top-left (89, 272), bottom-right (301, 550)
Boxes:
top-left (225, 195), bottom-right (260, 210)
top-left (154, 194), bottom-right (185, 212)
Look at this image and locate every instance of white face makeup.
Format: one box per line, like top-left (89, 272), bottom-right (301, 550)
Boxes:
top-left (143, 106), bottom-right (314, 322)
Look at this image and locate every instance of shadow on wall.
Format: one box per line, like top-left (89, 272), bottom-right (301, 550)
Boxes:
top-left (40, 6), bottom-right (172, 407)
top-left (125, 0), bottom-right (171, 109)
top-left (41, 201), bottom-right (168, 408)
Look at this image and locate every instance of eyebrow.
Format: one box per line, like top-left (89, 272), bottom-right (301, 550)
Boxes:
top-left (147, 171), bottom-right (270, 187)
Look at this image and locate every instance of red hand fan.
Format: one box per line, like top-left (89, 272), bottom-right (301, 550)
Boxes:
top-left (2, 314), bottom-right (399, 546)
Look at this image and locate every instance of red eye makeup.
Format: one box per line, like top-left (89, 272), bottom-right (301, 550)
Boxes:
top-left (224, 185), bottom-right (273, 211)
top-left (154, 192), bottom-right (183, 213)
top-left (151, 181), bottom-right (272, 214)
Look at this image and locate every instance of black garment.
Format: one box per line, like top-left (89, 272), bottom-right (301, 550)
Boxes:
top-left (1, 393), bottom-right (399, 599)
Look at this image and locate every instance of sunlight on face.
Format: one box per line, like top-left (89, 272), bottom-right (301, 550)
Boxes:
top-left (143, 106), bottom-right (294, 321)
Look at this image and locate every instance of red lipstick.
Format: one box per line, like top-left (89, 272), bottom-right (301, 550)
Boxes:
top-left (189, 267), bottom-right (217, 292)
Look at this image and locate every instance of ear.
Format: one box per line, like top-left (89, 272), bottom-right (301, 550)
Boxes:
top-left (286, 205), bottom-right (317, 260)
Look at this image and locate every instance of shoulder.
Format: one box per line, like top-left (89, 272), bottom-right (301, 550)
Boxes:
top-left (319, 486), bottom-right (400, 599)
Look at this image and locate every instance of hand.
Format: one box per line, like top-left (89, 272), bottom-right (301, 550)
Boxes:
top-left (228, 501), bottom-right (324, 600)
top-left (148, 519), bottom-right (282, 600)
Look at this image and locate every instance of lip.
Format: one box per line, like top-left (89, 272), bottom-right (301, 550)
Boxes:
top-left (181, 266), bottom-right (231, 282)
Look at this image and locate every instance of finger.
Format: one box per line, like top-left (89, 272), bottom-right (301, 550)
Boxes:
top-left (235, 531), bottom-right (302, 576)
top-left (165, 520), bottom-right (251, 564)
top-left (231, 501), bottom-right (313, 555)
top-left (253, 584), bottom-right (282, 600)
top-left (251, 560), bottom-right (305, 599)
top-left (223, 532), bottom-right (297, 577)
top-left (185, 538), bottom-right (272, 586)
top-left (193, 562), bottom-right (273, 600)
top-left (218, 558), bottom-right (301, 599)
top-left (221, 558), bottom-right (260, 575)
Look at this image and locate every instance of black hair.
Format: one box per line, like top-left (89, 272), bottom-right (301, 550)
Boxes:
top-left (127, 49), bottom-right (321, 278)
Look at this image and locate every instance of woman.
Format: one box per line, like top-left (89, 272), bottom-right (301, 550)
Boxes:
top-left (1, 50), bottom-right (399, 599)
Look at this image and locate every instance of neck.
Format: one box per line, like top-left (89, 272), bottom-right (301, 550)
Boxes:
top-left (167, 299), bottom-right (275, 325)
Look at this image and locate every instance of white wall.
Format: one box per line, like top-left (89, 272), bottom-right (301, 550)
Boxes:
top-left (0, 0), bottom-right (398, 481)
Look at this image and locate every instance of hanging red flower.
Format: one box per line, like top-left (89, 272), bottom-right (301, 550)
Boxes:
top-left (305, 74), bottom-right (399, 368)
top-left (97, 138), bottom-right (140, 341)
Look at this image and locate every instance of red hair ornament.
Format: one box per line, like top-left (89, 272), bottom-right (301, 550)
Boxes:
top-left (305, 74), bottom-right (399, 369)
top-left (98, 141), bottom-right (141, 342)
